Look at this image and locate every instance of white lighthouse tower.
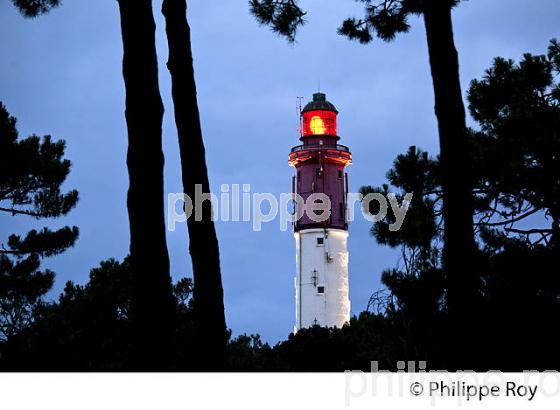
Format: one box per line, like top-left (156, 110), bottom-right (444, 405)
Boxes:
top-left (288, 93), bottom-right (352, 331)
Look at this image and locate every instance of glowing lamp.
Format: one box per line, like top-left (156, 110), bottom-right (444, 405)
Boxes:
top-left (309, 115), bottom-right (326, 134)
top-left (302, 110), bottom-right (337, 136)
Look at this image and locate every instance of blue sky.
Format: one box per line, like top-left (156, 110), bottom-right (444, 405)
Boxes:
top-left (1, 0), bottom-right (559, 343)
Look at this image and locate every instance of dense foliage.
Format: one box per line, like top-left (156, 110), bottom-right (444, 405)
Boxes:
top-left (10, 0), bottom-right (61, 17)
top-left (0, 103), bottom-right (78, 343)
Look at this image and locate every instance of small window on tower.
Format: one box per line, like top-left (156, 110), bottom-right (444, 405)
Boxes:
top-left (339, 203), bottom-right (344, 219)
top-left (316, 168), bottom-right (322, 177)
top-left (316, 237), bottom-right (324, 246)
top-left (317, 286), bottom-right (325, 294)
top-left (338, 170), bottom-right (343, 179)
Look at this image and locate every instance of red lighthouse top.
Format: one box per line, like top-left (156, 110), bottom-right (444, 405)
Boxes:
top-left (289, 92), bottom-right (352, 232)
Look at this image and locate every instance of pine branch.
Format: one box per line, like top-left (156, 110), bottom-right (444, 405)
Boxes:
top-left (0, 206), bottom-right (49, 218)
top-left (476, 207), bottom-right (541, 227)
top-left (504, 227), bottom-right (553, 235)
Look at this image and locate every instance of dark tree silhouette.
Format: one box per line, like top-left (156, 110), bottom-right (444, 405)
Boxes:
top-left (363, 41), bottom-right (560, 261)
top-left (256, 313), bottom-right (398, 371)
top-left (358, 40), bottom-right (560, 367)
top-left (249, 0), bottom-right (306, 42)
top-left (162, 0), bottom-right (228, 370)
top-left (360, 141), bottom-right (560, 369)
top-left (10, 0), bottom-right (176, 369)
top-left (117, 0), bottom-right (175, 369)
top-left (360, 147), bottom-right (446, 364)
top-left (0, 102), bottom-right (79, 341)
top-left (338, 0), bottom-right (478, 344)
top-left (5, 258), bottom-right (135, 371)
top-left (9, 0), bottom-right (60, 17)
top-left (0, 257), bottom-right (197, 371)
top-left (468, 39), bottom-right (560, 249)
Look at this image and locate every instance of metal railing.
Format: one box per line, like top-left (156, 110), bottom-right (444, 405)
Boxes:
top-left (290, 143), bottom-right (350, 153)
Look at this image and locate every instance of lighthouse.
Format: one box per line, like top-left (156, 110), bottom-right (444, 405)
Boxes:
top-left (289, 92), bottom-right (352, 331)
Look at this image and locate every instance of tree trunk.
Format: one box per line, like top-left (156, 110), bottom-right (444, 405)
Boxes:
top-left (423, 0), bottom-right (479, 362)
top-left (118, 0), bottom-right (175, 369)
top-left (162, 0), bottom-right (228, 370)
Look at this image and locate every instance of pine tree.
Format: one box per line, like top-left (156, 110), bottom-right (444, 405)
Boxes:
top-left (9, 0), bottom-right (60, 17)
top-left (338, 1), bottom-right (478, 353)
top-left (162, 0), bottom-right (228, 370)
top-left (249, 0), bottom-right (306, 43)
top-left (117, 0), bottom-right (175, 369)
top-left (359, 41), bottom-right (560, 366)
top-left (11, 0), bottom-right (177, 369)
top-left (0, 102), bottom-right (79, 341)
top-left (467, 39), bottom-right (560, 249)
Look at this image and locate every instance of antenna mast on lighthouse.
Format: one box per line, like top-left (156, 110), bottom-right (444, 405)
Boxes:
top-left (296, 96), bottom-right (303, 137)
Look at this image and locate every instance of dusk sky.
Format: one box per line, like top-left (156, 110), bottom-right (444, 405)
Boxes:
top-left (1, 0), bottom-right (559, 343)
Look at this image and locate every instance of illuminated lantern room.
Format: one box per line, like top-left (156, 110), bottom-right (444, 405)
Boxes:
top-left (301, 93), bottom-right (338, 137)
